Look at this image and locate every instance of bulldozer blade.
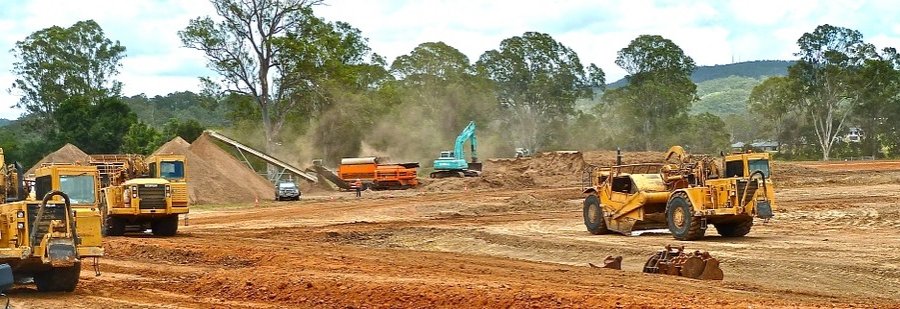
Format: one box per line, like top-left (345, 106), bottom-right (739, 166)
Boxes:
top-left (589, 255), bottom-right (623, 270)
top-left (698, 258), bottom-right (724, 280)
top-left (680, 256), bottom-right (706, 279)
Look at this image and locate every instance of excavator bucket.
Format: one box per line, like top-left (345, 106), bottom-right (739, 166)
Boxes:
top-left (642, 245), bottom-right (723, 280)
top-left (589, 255), bottom-right (623, 270)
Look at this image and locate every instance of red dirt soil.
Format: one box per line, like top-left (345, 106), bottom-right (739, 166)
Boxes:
top-left (10, 151), bottom-right (900, 308)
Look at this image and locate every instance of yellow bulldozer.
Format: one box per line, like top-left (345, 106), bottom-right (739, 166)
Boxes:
top-left (582, 146), bottom-right (775, 240)
top-left (90, 154), bottom-right (188, 236)
top-left (0, 148), bottom-right (104, 292)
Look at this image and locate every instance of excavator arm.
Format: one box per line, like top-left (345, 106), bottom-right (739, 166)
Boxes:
top-left (453, 121), bottom-right (478, 162)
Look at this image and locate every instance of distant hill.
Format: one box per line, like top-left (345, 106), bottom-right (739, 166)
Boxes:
top-left (607, 60), bottom-right (793, 88)
top-left (692, 76), bottom-right (762, 116)
top-left (0, 119), bottom-right (10, 127)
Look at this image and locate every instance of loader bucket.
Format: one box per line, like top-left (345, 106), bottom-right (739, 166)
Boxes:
top-left (642, 245), bottom-right (723, 280)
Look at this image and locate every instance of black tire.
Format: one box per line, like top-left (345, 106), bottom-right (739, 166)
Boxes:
top-left (34, 262), bottom-right (81, 292)
top-left (715, 219), bottom-right (754, 237)
top-left (666, 193), bottom-right (705, 240)
top-left (99, 194), bottom-right (109, 237)
top-left (106, 216), bottom-right (126, 236)
top-left (151, 215), bottom-right (179, 236)
top-left (583, 195), bottom-right (609, 235)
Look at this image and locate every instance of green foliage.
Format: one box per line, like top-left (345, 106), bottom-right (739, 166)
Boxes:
top-left (693, 76), bottom-right (762, 116)
top-left (789, 24), bottom-right (875, 160)
top-left (123, 91), bottom-right (227, 128)
top-left (122, 122), bottom-right (163, 155)
top-left (10, 20), bottom-right (126, 133)
top-left (365, 41), bottom-right (498, 163)
top-left (53, 96), bottom-right (137, 154)
top-left (604, 35), bottom-right (697, 151)
top-left (681, 113), bottom-right (731, 153)
top-left (852, 51), bottom-right (900, 157)
top-left (180, 0), bottom-right (324, 152)
top-left (163, 119), bottom-right (205, 143)
top-left (476, 32), bottom-right (603, 151)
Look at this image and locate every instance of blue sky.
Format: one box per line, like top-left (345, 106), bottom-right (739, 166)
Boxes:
top-left (2, 0), bottom-right (899, 119)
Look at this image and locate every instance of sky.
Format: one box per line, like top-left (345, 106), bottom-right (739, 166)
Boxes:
top-left (1, 0), bottom-right (899, 120)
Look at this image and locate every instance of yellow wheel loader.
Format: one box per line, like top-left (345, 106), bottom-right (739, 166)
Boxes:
top-left (0, 148), bottom-right (103, 292)
top-left (582, 146), bottom-right (775, 240)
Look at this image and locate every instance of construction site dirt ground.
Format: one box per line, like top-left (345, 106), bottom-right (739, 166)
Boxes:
top-left (11, 158), bottom-right (900, 308)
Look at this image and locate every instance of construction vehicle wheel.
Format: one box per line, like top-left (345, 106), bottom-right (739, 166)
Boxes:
top-left (106, 216), bottom-right (126, 236)
top-left (583, 195), bottom-right (609, 235)
top-left (714, 219), bottom-right (753, 237)
top-left (666, 193), bottom-right (705, 240)
top-left (151, 215), bottom-right (179, 236)
top-left (34, 262), bottom-right (81, 292)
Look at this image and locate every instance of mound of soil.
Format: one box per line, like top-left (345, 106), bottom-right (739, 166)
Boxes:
top-left (582, 150), bottom-right (665, 166)
top-left (422, 151), bottom-right (586, 191)
top-left (26, 143), bottom-right (92, 175)
top-left (152, 135), bottom-right (276, 205)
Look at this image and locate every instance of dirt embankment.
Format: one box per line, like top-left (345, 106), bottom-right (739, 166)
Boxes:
top-left (154, 135), bottom-right (275, 204)
top-left (420, 150), bottom-right (671, 192)
top-left (26, 143), bottom-right (92, 175)
top-left (421, 151), bottom-right (587, 191)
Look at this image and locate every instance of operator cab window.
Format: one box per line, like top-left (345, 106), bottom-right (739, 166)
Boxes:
top-left (611, 176), bottom-right (633, 193)
top-left (725, 161), bottom-right (744, 178)
top-left (748, 159), bottom-right (770, 178)
top-left (159, 161), bottom-right (185, 180)
top-left (35, 175), bottom-right (52, 199)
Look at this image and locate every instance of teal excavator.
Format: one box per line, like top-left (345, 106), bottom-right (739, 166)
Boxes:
top-left (431, 121), bottom-right (482, 178)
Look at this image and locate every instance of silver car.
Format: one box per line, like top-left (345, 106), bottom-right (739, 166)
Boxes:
top-left (275, 181), bottom-right (301, 201)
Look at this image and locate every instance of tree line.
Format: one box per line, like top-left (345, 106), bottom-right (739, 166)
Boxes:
top-left (3, 0), bottom-right (899, 168)
top-left (748, 25), bottom-right (900, 160)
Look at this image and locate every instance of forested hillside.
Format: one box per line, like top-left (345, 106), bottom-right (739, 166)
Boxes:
top-left (607, 60), bottom-right (792, 88)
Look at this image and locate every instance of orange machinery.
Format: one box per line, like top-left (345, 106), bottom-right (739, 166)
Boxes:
top-left (338, 157), bottom-right (419, 190)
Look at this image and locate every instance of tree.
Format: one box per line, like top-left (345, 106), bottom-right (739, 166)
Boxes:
top-left (604, 35), bottom-right (696, 151)
top-left (748, 76), bottom-right (800, 148)
top-left (476, 32), bottom-right (604, 151)
top-left (790, 24), bottom-right (874, 160)
top-left (53, 96), bottom-right (137, 154)
top-left (122, 122), bottom-right (163, 155)
top-left (179, 0), bottom-right (323, 154)
top-left (683, 113), bottom-right (730, 153)
top-left (9, 20), bottom-right (125, 133)
top-left (369, 42), bottom-right (497, 160)
top-left (163, 118), bottom-right (205, 143)
top-left (853, 49), bottom-right (900, 157)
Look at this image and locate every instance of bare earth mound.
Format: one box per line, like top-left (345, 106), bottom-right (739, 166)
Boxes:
top-left (582, 150), bottom-right (665, 166)
top-left (422, 151), bottom-right (586, 191)
top-left (26, 143), bottom-right (91, 175)
top-left (152, 135), bottom-right (275, 204)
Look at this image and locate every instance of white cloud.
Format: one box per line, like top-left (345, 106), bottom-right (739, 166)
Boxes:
top-left (2, 0), bottom-right (899, 120)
